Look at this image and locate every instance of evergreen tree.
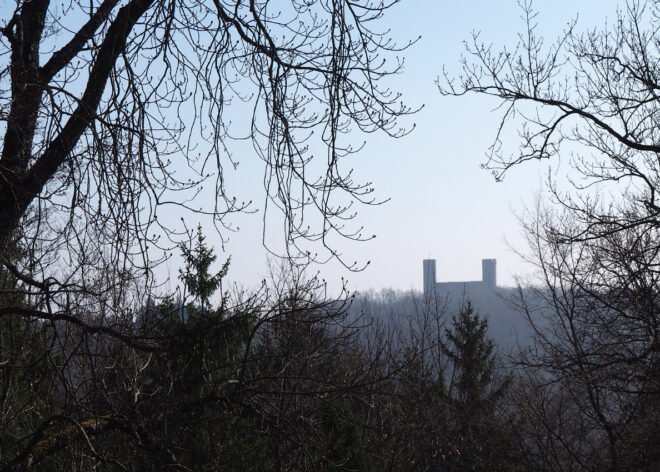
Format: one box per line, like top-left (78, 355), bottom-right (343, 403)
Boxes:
top-left (442, 300), bottom-right (518, 471)
top-left (178, 225), bottom-right (230, 313)
top-left (444, 300), bottom-right (500, 415)
top-left (0, 239), bottom-right (57, 467)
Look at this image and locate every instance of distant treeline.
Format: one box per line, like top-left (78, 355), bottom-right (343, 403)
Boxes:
top-left (351, 285), bottom-right (541, 349)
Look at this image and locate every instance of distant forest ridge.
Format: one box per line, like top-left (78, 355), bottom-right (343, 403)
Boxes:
top-left (351, 285), bottom-right (546, 349)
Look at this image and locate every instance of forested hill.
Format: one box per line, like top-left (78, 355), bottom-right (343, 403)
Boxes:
top-left (351, 285), bottom-right (545, 349)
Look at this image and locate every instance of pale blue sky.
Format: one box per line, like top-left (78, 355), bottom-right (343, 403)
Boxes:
top-left (172, 0), bottom-right (624, 294)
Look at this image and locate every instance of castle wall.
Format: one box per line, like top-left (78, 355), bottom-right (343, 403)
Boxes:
top-left (423, 258), bottom-right (497, 296)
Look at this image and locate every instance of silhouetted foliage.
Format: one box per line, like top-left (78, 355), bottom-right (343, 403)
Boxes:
top-left (0, 2), bottom-right (416, 467)
top-left (443, 1), bottom-right (660, 469)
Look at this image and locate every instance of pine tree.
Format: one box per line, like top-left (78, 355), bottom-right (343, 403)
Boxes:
top-left (142, 226), bottom-right (267, 470)
top-left (178, 225), bottom-right (229, 313)
top-left (444, 300), bottom-right (499, 414)
top-left (442, 300), bottom-right (517, 471)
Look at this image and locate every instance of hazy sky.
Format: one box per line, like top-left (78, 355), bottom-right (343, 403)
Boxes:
top-left (175, 0), bottom-right (624, 295)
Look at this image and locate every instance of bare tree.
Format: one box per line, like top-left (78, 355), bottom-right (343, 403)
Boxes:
top-left (0, 225), bottom-right (406, 470)
top-left (0, 5), bottom-right (416, 464)
top-left (440, 0), bottom-right (660, 244)
top-left (441, 3), bottom-right (660, 469)
top-left (0, 0), bottom-right (416, 298)
top-left (509, 209), bottom-right (660, 471)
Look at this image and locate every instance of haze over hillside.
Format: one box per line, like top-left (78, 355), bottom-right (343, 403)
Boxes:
top-left (352, 257), bottom-right (546, 349)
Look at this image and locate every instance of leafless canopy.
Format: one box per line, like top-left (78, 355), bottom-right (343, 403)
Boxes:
top-left (440, 0), bottom-right (660, 243)
top-left (0, 0), bottom-right (416, 289)
top-left (440, 3), bottom-right (660, 468)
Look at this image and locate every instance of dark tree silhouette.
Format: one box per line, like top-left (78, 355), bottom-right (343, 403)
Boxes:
top-left (0, 3), bottom-right (417, 468)
top-left (440, 2), bottom-right (660, 468)
top-left (510, 211), bottom-right (660, 472)
top-left (440, 0), bottom-right (660, 245)
top-left (0, 0), bottom-right (416, 292)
